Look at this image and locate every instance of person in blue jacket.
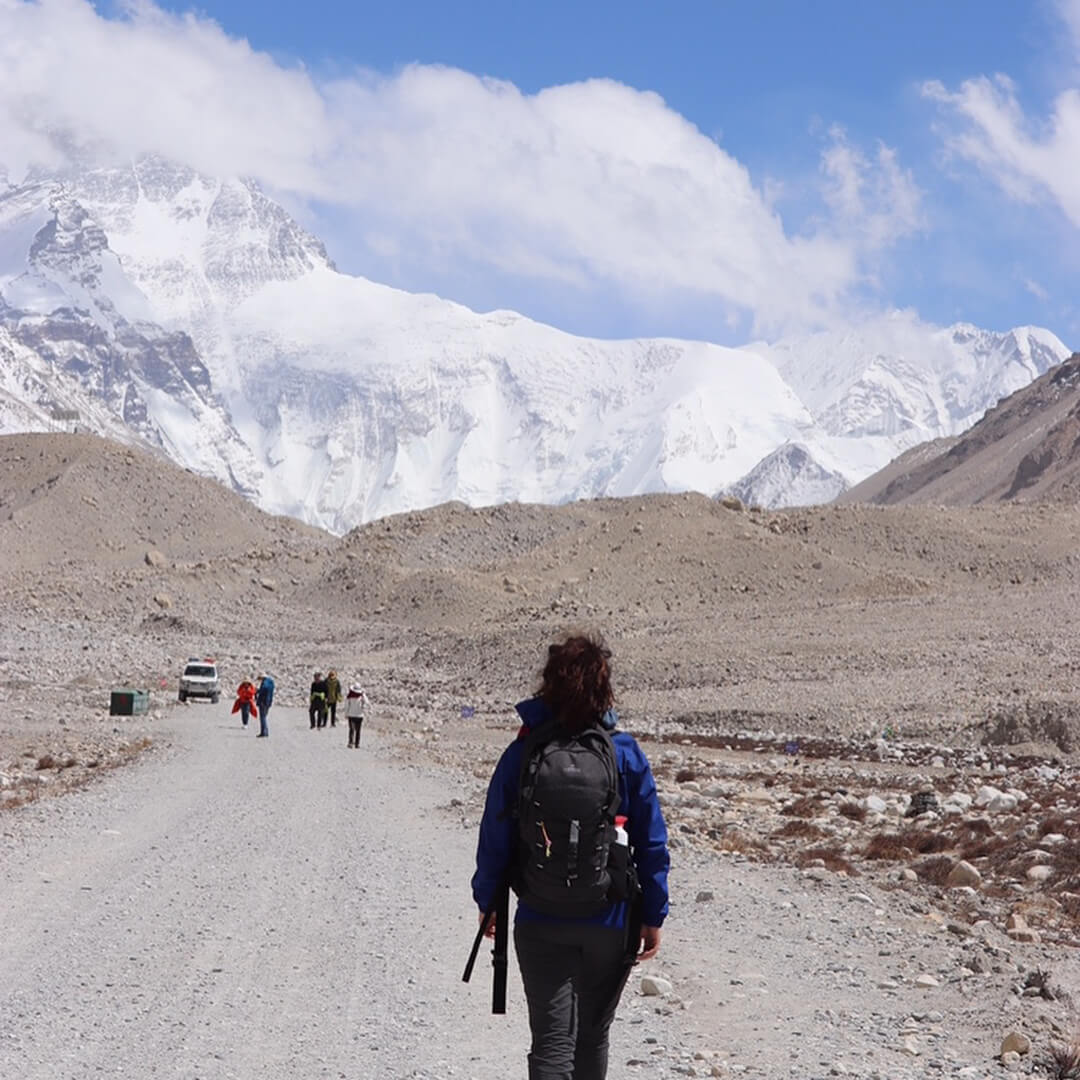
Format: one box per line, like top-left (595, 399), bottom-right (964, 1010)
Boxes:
top-left (254, 674), bottom-right (274, 738)
top-left (472, 634), bottom-right (670, 1080)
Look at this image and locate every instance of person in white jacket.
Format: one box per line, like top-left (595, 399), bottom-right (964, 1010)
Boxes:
top-left (345, 683), bottom-right (368, 748)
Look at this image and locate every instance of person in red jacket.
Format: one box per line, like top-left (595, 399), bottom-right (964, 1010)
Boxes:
top-left (232, 679), bottom-right (257, 727)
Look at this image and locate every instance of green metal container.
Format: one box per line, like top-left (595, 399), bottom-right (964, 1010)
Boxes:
top-left (110, 688), bottom-right (150, 716)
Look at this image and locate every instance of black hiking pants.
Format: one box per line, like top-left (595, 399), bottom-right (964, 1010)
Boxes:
top-left (514, 920), bottom-right (629, 1080)
top-left (328, 702), bottom-right (337, 726)
top-left (348, 716), bottom-right (363, 747)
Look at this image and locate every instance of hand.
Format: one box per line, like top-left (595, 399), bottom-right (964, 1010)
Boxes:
top-left (637, 925), bottom-right (661, 962)
top-left (479, 910), bottom-right (496, 939)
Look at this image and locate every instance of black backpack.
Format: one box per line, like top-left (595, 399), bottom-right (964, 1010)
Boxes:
top-left (513, 720), bottom-right (635, 917)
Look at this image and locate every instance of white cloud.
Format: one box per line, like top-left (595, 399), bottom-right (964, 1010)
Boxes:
top-left (923, 0), bottom-right (1080, 228)
top-left (820, 126), bottom-right (924, 252)
top-left (1023, 276), bottom-right (1049, 301)
top-left (0, 0), bottom-right (921, 336)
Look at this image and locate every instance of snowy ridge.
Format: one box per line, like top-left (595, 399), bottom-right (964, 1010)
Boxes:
top-left (0, 157), bottom-right (1072, 529)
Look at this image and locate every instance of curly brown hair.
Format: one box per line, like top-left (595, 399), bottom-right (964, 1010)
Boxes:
top-left (537, 633), bottom-right (614, 733)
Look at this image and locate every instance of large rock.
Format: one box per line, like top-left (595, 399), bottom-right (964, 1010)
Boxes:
top-left (946, 860), bottom-right (982, 888)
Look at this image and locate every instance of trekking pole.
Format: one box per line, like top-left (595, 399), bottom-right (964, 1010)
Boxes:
top-left (462, 880), bottom-right (511, 1014)
top-left (491, 881), bottom-right (509, 1014)
top-left (462, 908), bottom-right (495, 985)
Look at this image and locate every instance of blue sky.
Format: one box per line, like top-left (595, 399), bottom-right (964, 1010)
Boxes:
top-left (6, 0), bottom-right (1080, 346)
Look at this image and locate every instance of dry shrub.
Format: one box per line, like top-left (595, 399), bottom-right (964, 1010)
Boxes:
top-left (1051, 841), bottom-right (1080, 889)
top-left (713, 827), bottom-right (769, 856)
top-left (956, 818), bottom-right (994, 840)
top-left (914, 831), bottom-right (953, 854)
top-left (914, 855), bottom-right (955, 886)
top-left (796, 845), bottom-right (859, 876)
top-left (35, 754), bottom-right (57, 771)
top-left (1059, 894), bottom-right (1080, 926)
top-left (959, 832), bottom-right (1013, 862)
top-left (772, 820), bottom-right (827, 841)
top-left (675, 768), bottom-right (697, 784)
top-left (838, 801), bottom-right (866, 822)
top-left (1049, 1039), bottom-right (1080, 1079)
top-left (1041, 813), bottom-right (1069, 837)
top-left (781, 795), bottom-right (823, 819)
top-left (120, 737), bottom-right (152, 757)
top-left (863, 832), bottom-right (914, 861)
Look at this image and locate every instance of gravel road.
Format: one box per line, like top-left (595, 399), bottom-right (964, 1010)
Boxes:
top-left (3, 705), bottom-right (1075, 1080)
top-left (0, 706), bottom-right (536, 1079)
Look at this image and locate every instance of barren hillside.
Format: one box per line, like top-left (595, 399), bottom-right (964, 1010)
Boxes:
top-left (842, 353), bottom-right (1080, 506)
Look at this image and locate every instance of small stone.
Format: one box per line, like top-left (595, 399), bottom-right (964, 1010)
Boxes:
top-left (695, 890), bottom-right (714, 903)
top-left (915, 974), bottom-right (940, 989)
top-left (153, 593), bottom-right (173, 609)
top-left (1026, 865), bottom-right (1052, 883)
top-left (1000, 1031), bottom-right (1031, 1056)
top-left (640, 975), bottom-right (673, 997)
top-left (144, 549), bottom-right (166, 567)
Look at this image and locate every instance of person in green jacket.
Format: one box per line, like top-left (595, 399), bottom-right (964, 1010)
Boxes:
top-left (325, 670), bottom-right (342, 728)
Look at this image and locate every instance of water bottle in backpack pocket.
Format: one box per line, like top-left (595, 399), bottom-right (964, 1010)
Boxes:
top-left (605, 814), bottom-right (639, 904)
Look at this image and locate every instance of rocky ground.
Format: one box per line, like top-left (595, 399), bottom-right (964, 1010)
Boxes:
top-left (7, 432), bottom-right (1080, 1076)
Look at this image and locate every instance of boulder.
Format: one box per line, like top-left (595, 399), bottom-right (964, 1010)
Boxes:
top-left (946, 860), bottom-right (982, 889)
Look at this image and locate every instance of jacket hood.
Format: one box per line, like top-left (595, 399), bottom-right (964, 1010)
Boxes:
top-left (514, 697), bottom-right (618, 732)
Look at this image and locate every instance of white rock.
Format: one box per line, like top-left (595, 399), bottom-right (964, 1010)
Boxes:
top-left (641, 975), bottom-right (673, 997)
top-left (943, 792), bottom-right (973, 812)
top-left (974, 785), bottom-right (1003, 809)
top-left (1026, 865), bottom-right (1052, 882)
top-left (862, 795), bottom-right (888, 814)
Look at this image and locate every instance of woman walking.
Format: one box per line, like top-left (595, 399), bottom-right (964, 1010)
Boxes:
top-left (345, 682), bottom-right (367, 748)
top-left (472, 634), bottom-right (669, 1080)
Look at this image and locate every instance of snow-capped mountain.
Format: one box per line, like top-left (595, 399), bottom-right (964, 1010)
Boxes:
top-left (0, 177), bottom-right (258, 492)
top-left (735, 314), bottom-right (1069, 505)
top-left (727, 443), bottom-right (850, 509)
top-left (0, 157), bottom-right (1072, 528)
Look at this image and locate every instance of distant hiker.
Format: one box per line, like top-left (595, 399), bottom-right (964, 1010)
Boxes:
top-left (255, 674), bottom-right (274, 738)
top-left (472, 634), bottom-right (669, 1080)
top-left (232, 679), bottom-right (256, 727)
top-left (325, 670), bottom-right (342, 728)
top-left (309, 672), bottom-right (329, 729)
top-left (345, 683), bottom-right (368, 748)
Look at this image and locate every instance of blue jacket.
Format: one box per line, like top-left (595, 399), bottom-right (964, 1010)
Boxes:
top-left (256, 677), bottom-right (275, 709)
top-left (471, 698), bottom-right (670, 929)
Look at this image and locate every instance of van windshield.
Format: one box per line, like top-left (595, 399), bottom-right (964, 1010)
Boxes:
top-left (184, 665), bottom-right (216, 678)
